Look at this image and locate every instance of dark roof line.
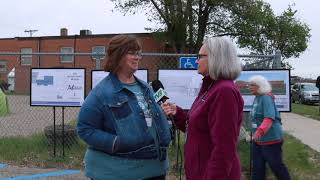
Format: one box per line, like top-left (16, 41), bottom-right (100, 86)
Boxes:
top-left (0, 32), bottom-right (153, 40)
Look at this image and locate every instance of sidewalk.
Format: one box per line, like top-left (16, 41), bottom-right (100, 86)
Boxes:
top-left (281, 112), bottom-right (320, 152)
top-left (0, 164), bottom-right (88, 180)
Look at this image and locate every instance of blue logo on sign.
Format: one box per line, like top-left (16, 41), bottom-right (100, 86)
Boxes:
top-left (179, 57), bottom-right (198, 69)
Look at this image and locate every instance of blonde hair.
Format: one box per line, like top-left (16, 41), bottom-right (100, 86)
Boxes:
top-left (248, 75), bottom-right (272, 95)
top-left (204, 37), bottom-right (242, 80)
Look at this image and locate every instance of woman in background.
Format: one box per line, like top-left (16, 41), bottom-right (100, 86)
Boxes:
top-left (248, 75), bottom-right (291, 180)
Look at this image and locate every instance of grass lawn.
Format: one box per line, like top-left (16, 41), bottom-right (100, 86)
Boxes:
top-left (0, 134), bottom-right (86, 169)
top-left (1, 132), bottom-right (320, 179)
top-left (291, 103), bottom-right (320, 121)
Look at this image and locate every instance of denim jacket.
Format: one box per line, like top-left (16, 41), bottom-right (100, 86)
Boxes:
top-left (77, 73), bottom-right (171, 160)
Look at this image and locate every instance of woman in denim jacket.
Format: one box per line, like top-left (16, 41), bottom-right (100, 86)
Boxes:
top-left (77, 35), bottom-right (171, 180)
top-left (248, 75), bottom-right (291, 180)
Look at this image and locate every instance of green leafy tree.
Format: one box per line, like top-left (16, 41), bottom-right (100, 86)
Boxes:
top-left (110, 0), bottom-right (310, 64)
top-left (228, 3), bottom-right (310, 67)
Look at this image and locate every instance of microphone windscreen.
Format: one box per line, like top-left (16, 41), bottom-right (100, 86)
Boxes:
top-left (151, 80), bottom-right (169, 103)
top-left (151, 80), bottom-right (164, 92)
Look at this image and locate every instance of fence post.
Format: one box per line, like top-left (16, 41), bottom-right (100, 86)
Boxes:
top-left (95, 58), bottom-right (102, 70)
top-left (273, 50), bottom-right (282, 68)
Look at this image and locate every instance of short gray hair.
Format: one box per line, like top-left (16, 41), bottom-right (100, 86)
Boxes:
top-left (248, 75), bottom-right (272, 95)
top-left (204, 37), bottom-right (242, 80)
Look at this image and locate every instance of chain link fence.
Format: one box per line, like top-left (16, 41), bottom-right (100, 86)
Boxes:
top-left (0, 51), bottom-right (281, 179)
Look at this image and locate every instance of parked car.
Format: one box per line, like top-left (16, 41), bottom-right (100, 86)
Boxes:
top-left (291, 83), bottom-right (319, 104)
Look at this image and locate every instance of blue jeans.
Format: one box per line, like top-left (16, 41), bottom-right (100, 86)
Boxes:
top-left (252, 142), bottom-right (291, 180)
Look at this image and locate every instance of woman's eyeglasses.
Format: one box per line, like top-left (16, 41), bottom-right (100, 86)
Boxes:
top-left (197, 54), bottom-right (208, 60)
top-left (127, 51), bottom-right (142, 57)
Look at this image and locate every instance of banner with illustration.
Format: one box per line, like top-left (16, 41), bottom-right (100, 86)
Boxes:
top-left (31, 68), bottom-right (85, 107)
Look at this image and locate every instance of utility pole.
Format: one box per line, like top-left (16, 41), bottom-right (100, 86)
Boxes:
top-left (24, 29), bottom-right (38, 37)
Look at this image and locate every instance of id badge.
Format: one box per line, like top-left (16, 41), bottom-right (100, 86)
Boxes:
top-left (146, 117), bottom-right (152, 127)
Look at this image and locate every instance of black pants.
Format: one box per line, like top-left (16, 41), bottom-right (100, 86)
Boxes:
top-left (252, 142), bottom-right (291, 180)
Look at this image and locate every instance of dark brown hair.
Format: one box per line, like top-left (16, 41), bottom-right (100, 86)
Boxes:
top-left (104, 35), bottom-right (142, 73)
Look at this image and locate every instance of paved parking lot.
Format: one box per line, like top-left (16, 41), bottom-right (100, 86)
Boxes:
top-left (0, 163), bottom-right (88, 180)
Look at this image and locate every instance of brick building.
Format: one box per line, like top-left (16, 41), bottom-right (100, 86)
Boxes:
top-left (0, 29), bottom-right (168, 93)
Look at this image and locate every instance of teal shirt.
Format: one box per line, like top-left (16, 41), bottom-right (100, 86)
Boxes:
top-left (250, 95), bottom-right (283, 142)
top-left (84, 82), bottom-right (168, 180)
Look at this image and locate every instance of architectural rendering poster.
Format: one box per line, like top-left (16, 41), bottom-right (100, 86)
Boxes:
top-left (31, 68), bottom-right (85, 107)
top-left (91, 69), bottom-right (148, 89)
top-left (158, 69), bottom-right (203, 110)
top-left (235, 69), bottom-right (291, 112)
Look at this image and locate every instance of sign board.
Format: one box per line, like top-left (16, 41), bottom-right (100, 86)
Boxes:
top-left (158, 69), bottom-right (291, 112)
top-left (91, 69), bottom-right (149, 89)
top-left (235, 69), bottom-right (291, 112)
top-left (158, 69), bottom-right (202, 109)
top-left (31, 68), bottom-right (85, 107)
top-left (179, 57), bottom-right (198, 69)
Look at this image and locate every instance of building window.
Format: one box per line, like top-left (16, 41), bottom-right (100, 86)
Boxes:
top-left (92, 46), bottom-right (106, 60)
top-left (60, 47), bottom-right (74, 63)
top-left (20, 48), bottom-right (32, 65)
top-left (0, 60), bottom-right (7, 73)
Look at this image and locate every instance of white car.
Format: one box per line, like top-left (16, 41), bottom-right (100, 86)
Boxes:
top-left (291, 83), bottom-right (319, 104)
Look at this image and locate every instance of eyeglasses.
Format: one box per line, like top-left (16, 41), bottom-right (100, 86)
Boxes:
top-left (127, 51), bottom-right (142, 57)
top-left (247, 83), bottom-right (258, 88)
top-left (197, 54), bottom-right (208, 60)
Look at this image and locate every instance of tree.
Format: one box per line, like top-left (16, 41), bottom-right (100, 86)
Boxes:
top-left (110, 0), bottom-right (238, 53)
top-left (228, 3), bottom-right (310, 66)
top-left (110, 0), bottom-right (310, 63)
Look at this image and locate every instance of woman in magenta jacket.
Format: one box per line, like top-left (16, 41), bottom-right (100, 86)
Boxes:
top-left (162, 37), bottom-right (244, 180)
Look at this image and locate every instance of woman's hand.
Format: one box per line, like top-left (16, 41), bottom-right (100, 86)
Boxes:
top-left (253, 128), bottom-right (264, 141)
top-left (161, 101), bottom-right (177, 116)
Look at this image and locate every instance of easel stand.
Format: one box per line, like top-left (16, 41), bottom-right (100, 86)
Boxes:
top-left (52, 106), bottom-right (66, 158)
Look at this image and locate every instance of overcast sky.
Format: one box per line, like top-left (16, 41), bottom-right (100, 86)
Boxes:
top-left (0, 0), bottom-right (318, 78)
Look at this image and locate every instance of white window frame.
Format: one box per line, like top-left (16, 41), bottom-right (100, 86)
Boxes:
top-left (60, 47), bottom-right (74, 63)
top-left (91, 46), bottom-right (106, 60)
top-left (20, 48), bottom-right (32, 66)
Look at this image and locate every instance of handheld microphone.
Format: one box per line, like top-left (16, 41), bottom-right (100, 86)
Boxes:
top-left (150, 80), bottom-right (169, 104)
top-left (150, 80), bottom-right (181, 171)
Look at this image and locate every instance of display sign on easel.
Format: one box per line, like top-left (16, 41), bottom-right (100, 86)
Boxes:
top-left (30, 68), bottom-right (85, 107)
top-left (30, 68), bottom-right (86, 157)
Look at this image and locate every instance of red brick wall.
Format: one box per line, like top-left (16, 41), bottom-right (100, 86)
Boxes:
top-left (0, 33), bottom-right (165, 94)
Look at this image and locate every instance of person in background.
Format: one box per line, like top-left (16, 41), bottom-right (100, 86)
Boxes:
top-left (161, 37), bottom-right (244, 180)
top-left (77, 35), bottom-right (171, 180)
top-left (248, 75), bottom-right (291, 180)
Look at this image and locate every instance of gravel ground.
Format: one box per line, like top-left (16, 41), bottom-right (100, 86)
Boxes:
top-left (0, 95), bottom-right (80, 137)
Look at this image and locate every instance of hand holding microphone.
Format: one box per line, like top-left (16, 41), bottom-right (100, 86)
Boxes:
top-left (150, 80), bottom-right (177, 142)
top-left (161, 102), bottom-right (177, 116)
top-left (150, 80), bottom-right (176, 117)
